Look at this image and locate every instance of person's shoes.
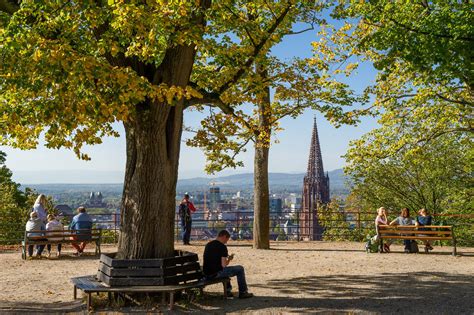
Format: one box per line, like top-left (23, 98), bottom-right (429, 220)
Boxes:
top-left (57, 252), bottom-right (61, 258)
top-left (73, 252), bottom-right (81, 257)
top-left (427, 245), bottom-right (433, 251)
top-left (383, 244), bottom-right (390, 253)
top-left (404, 249), bottom-right (410, 253)
top-left (239, 292), bottom-right (254, 299)
top-left (225, 292), bottom-right (234, 299)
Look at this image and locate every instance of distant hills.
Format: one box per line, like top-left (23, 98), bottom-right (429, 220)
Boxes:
top-left (23, 168), bottom-right (350, 197)
top-left (177, 169), bottom-right (349, 195)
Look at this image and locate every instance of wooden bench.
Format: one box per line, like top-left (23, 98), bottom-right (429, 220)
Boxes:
top-left (378, 225), bottom-right (456, 255)
top-left (21, 228), bottom-right (102, 259)
top-left (71, 252), bottom-right (230, 310)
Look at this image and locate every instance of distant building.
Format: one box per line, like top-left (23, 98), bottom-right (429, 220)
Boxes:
top-left (85, 192), bottom-right (107, 208)
top-left (270, 198), bottom-right (283, 216)
top-left (209, 187), bottom-right (221, 210)
top-left (53, 204), bottom-right (73, 216)
top-left (300, 118), bottom-right (330, 241)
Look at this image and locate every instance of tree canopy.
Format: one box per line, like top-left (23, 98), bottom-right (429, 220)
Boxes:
top-left (0, 0), bottom-right (340, 258)
top-left (317, 1), bottom-right (473, 157)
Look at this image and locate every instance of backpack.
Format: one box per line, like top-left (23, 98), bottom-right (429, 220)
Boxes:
top-left (410, 240), bottom-right (419, 253)
top-left (179, 203), bottom-right (191, 222)
top-left (365, 235), bottom-right (379, 253)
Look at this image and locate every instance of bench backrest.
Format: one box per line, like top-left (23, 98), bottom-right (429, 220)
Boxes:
top-left (25, 229), bottom-right (102, 241)
top-left (378, 225), bottom-right (453, 239)
top-left (97, 251), bottom-right (203, 287)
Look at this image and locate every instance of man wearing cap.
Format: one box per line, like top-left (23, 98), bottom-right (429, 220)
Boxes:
top-left (178, 194), bottom-right (196, 245)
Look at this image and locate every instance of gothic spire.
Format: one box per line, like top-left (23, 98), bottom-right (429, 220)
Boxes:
top-left (306, 116), bottom-right (325, 181)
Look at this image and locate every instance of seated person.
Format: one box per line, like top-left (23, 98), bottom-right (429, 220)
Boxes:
top-left (390, 207), bottom-right (417, 253)
top-left (203, 230), bottom-right (253, 299)
top-left (25, 212), bottom-right (46, 258)
top-left (69, 206), bottom-right (93, 256)
top-left (46, 214), bottom-right (64, 257)
top-left (375, 207), bottom-right (391, 252)
top-left (416, 208), bottom-right (433, 252)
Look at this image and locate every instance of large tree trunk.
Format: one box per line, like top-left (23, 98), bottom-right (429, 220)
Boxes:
top-left (115, 0), bottom-right (212, 259)
top-left (117, 45), bottom-right (197, 259)
top-left (253, 66), bottom-right (271, 249)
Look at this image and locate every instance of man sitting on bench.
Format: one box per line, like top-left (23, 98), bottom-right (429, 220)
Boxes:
top-left (203, 230), bottom-right (254, 299)
top-left (69, 206), bottom-right (93, 256)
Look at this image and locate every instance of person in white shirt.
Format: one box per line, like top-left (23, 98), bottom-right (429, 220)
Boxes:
top-left (46, 214), bottom-right (63, 257)
top-left (33, 194), bottom-right (48, 223)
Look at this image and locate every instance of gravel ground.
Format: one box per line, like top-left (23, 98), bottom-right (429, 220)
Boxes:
top-left (1, 241), bottom-right (473, 314)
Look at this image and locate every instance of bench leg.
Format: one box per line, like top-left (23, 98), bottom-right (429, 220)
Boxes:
top-left (87, 292), bottom-right (92, 310)
top-left (169, 292), bottom-right (174, 310)
top-left (162, 292), bottom-right (166, 305)
top-left (223, 281), bottom-right (228, 298)
top-left (73, 286), bottom-right (77, 300)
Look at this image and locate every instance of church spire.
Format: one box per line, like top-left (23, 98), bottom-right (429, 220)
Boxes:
top-left (306, 116), bottom-right (325, 182)
top-left (300, 116), bottom-right (330, 240)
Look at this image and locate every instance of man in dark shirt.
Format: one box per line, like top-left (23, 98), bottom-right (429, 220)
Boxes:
top-left (203, 230), bottom-right (253, 299)
top-left (179, 194), bottom-right (196, 245)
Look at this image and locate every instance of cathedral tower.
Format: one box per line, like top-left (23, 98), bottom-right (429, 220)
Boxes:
top-left (299, 118), bottom-right (330, 240)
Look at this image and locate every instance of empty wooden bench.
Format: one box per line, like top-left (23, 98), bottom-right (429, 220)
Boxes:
top-left (21, 228), bottom-right (102, 259)
top-left (378, 225), bottom-right (456, 255)
top-left (71, 251), bottom-right (230, 310)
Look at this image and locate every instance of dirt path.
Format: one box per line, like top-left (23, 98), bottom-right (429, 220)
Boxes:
top-left (1, 241), bottom-right (473, 314)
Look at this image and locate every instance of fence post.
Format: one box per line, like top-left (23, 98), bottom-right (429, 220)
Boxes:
top-left (357, 211), bottom-right (361, 236)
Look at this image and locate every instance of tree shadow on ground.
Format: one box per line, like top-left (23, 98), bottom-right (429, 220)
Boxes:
top-left (272, 248), bottom-right (362, 253)
top-left (2, 272), bottom-right (472, 314)
top-left (191, 272), bottom-right (474, 314)
top-left (0, 300), bottom-right (84, 314)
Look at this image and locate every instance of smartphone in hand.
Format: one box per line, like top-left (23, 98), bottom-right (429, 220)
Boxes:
top-left (228, 253), bottom-right (234, 260)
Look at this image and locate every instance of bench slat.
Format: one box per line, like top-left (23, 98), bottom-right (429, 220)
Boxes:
top-left (379, 230), bottom-right (452, 235)
top-left (99, 263), bottom-right (164, 277)
top-left (380, 236), bottom-right (453, 240)
top-left (72, 275), bottom-right (229, 293)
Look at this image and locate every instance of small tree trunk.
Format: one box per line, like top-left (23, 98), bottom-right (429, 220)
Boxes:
top-left (253, 142), bottom-right (270, 249)
top-left (253, 65), bottom-right (271, 249)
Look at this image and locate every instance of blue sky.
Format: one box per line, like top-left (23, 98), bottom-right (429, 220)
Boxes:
top-left (1, 14), bottom-right (378, 184)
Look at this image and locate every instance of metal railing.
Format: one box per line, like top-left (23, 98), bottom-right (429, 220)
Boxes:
top-left (1, 210), bottom-right (472, 246)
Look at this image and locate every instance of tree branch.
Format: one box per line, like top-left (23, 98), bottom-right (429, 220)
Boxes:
top-left (217, 2), bottom-right (294, 95)
top-left (223, 4), bottom-right (257, 47)
top-left (366, 7), bottom-right (474, 42)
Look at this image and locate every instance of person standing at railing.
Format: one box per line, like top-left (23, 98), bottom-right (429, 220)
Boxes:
top-left (33, 194), bottom-right (48, 223)
top-left (69, 207), bottom-right (93, 256)
top-left (25, 211), bottom-right (46, 258)
top-left (179, 194), bottom-right (196, 245)
top-left (416, 208), bottom-right (434, 252)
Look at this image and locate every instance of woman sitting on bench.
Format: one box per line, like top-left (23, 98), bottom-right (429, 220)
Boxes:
top-left (390, 208), bottom-right (417, 253)
top-left (416, 208), bottom-right (434, 252)
top-left (25, 212), bottom-right (46, 258)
